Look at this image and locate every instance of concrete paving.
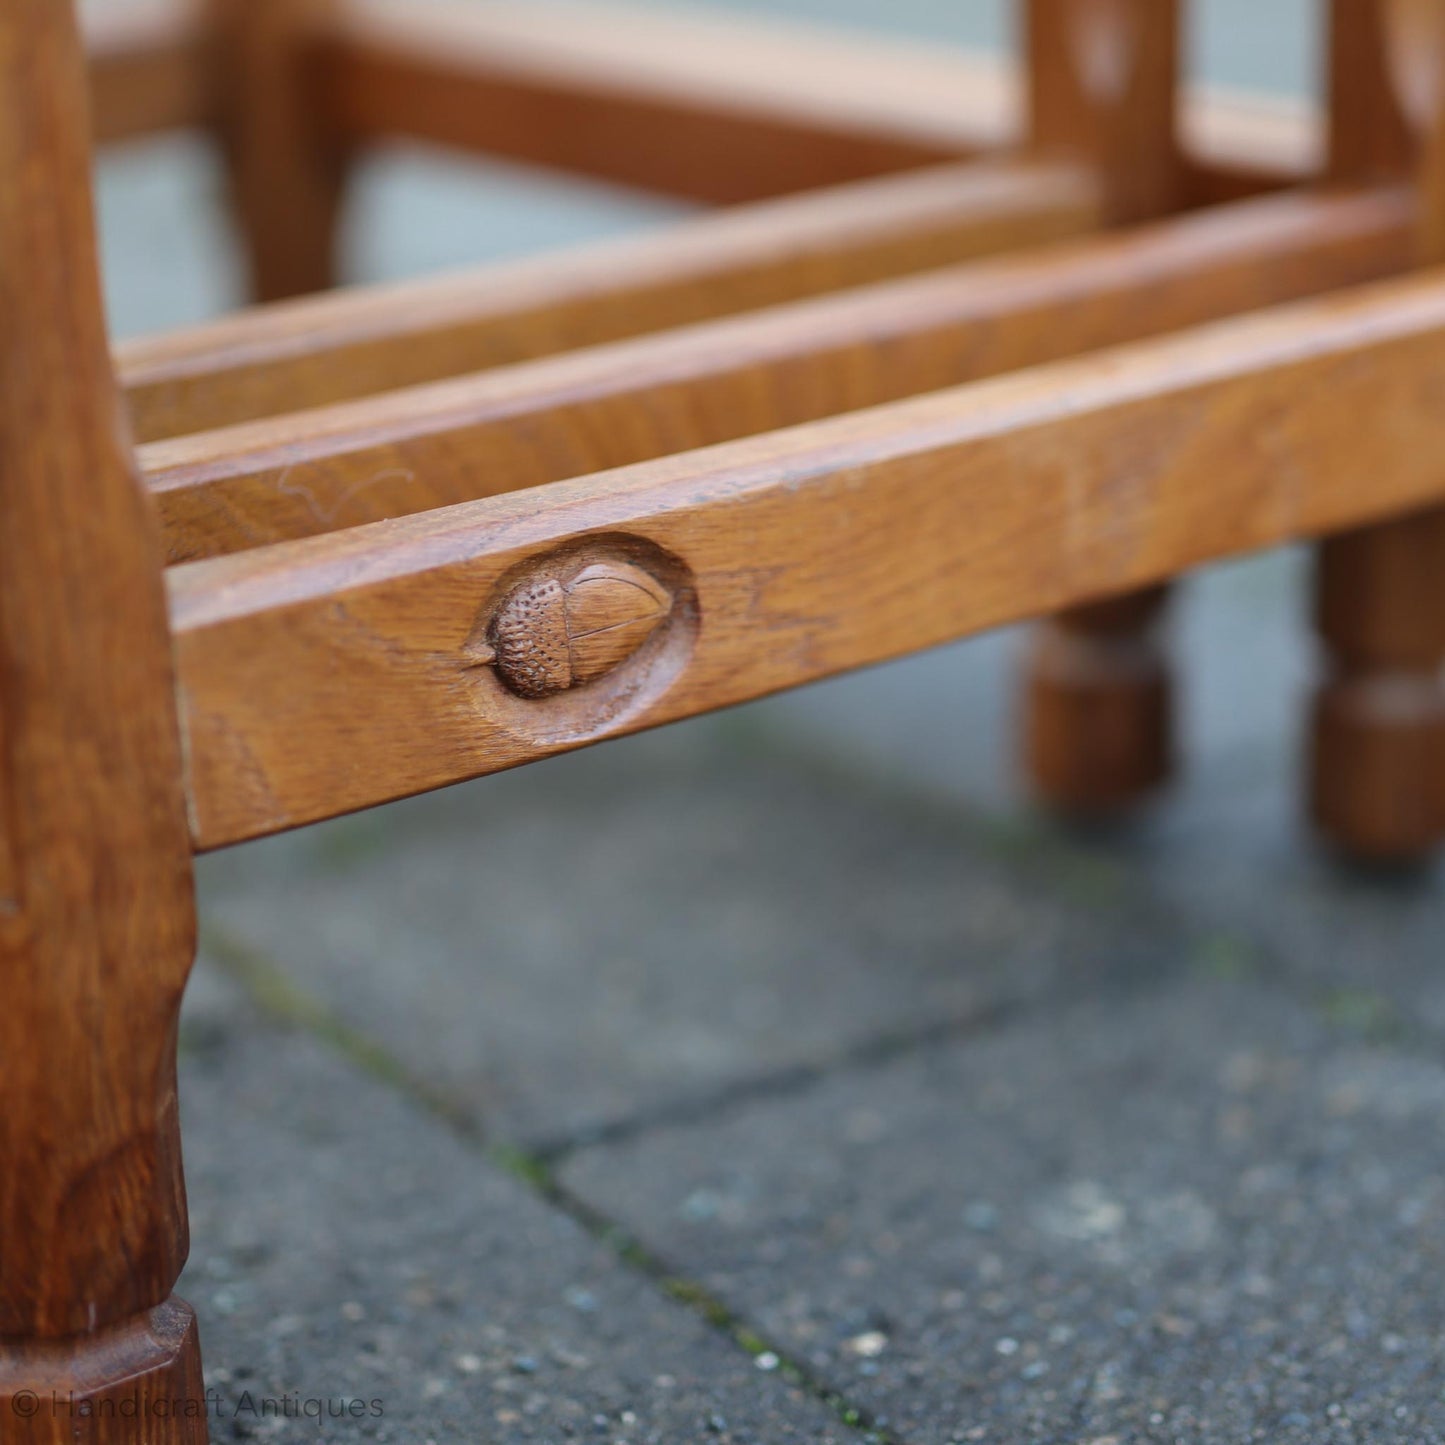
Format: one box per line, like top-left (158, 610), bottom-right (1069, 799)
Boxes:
top-left (177, 969), bottom-right (857, 1445)
top-left (196, 721), bottom-right (1171, 1150)
top-left (182, 710), bottom-right (1445, 1442)
top-left (562, 975), bottom-right (1445, 1444)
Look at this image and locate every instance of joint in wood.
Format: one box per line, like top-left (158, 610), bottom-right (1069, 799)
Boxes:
top-left (1022, 589), bottom-right (1176, 815)
top-left (1309, 508), bottom-right (1445, 861)
top-left (0, 1297), bottom-right (207, 1445)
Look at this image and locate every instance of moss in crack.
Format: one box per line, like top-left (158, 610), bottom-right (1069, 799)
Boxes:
top-left (1317, 986), bottom-right (1406, 1043)
top-left (1190, 931), bottom-right (1261, 982)
top-left (200, 924), bottom-right (905, 1441)
top-left (202, 923), bottom-right (478, 1138)
top-left (483, 1140), bottom-right (899, 1441)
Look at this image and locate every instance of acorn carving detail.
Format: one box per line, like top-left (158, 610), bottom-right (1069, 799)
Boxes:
top-left (475, 561), bottom-right (674, 699)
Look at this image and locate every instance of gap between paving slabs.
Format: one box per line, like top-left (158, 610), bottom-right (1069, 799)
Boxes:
top-left (196, 887), bottom-right (1413, 1445)
top-left (197, 924), bottom-right (901, 1443)
top-left (193, 723), bottom-right (1436, 1443)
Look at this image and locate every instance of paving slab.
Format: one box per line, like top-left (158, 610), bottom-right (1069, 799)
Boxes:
top-left (175, 965), bottom-right (858, 1445)
top-left (197, 721), bottom-right (1179, 1150)
top-left (1085, 814), bottom-right (1445, 1055)
top-left (560, 976), bottom-right (1445, 1444)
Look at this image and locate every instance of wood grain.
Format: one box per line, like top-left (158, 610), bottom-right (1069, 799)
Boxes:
top-left (1026, 0), bottom-right (1182, 224)
top-left (140, 186), bottom-right (1415, 563)
top-left (1309, 0), bottom-right (1445, 860)
top-left (0, 692), bottom-right (16, 910)
top-left (1327, 0), bottom-right (1445, 255)
top-left (1023, 0), bottom-right (1187, 813)
top-left (118, 159), bottom-right (1099, 441)
top-left (1311, 510), bottom-right (1445, 858)
top-left (321, 0), bottom-right (991, 203)
top-left (0, 1299), bottom-right (207, 1445)
top-left (170, 268), bottom-right (1445, 850)
top-left (82, 0), bottom-right (1320, 206)
top-left (318, 0), bottom-right (1317, 207)
top-left (207, 0), bottom-right (348, 300)
top-left (1024, 585), bottom-right (1175, 811)
top-left (84, 0), bottom-right (212, 144)
top-left (0, 0), bottom-right (198, 1349)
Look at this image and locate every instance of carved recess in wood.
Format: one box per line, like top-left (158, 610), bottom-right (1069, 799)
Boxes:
top-left (476, 559), bottom-right (674, 698)
top-left (463, 536), bottom-right (697, 746)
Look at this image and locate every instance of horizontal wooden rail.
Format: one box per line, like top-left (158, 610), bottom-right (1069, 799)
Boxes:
top-left (322, 0), bottom-right (994, 203)
top-left (320, 0), bottom-right (1318, 206)
top-left (173, 267), bottom-right (1445, 851)
top-left (85, 0), bottom-right (212, 143)
top-left (83, 0), bottom-right (1319, 200)
top-left (1184, 91), bottom-right (1322, 206)
top-left (118, 160), bottom-right (1099, 440)
top-left (144, 186), bottom-right (1416, 563)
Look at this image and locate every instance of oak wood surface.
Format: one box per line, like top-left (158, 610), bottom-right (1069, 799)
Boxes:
top-left (1026, 0), bottom-right (1182, 224)
top-left (318, 0), bottom-right (1318, 206)
top-left (0, 1299), bottom-right (207, 1445)
top-left (0, 705), bottom-right (16, 910)
top-left (169, 268), bottom-right (1445, 850)
top-left (207, 0), bottom-right (347, 301)
top-left (1022, 0), bottom-right (1188, 813)
top-left (0, 0), bottom-right (199, 1347)
top-left (1309, 0), bottom-right (1445, 859)
top-left (1312, 511), bottom-right (1445, 858)
top-left (84, 0), bottom-right (212, 144)
top-left (82, 0), bottom-right (1320, 203)
top-left (321, 0), bottom-right (994, 203)
top-left (1024, 586), bottom-right (1176, 810)
top-left (118, 159), bottom-right (1100, 440)
top-left (140, 186), bottom-right (1415, 563)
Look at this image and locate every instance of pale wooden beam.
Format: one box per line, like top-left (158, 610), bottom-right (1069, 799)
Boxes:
top-left (118, 159), bottom-right (1100, 440)
top-left (85, 0), bottom-right (212, 143)
top-left (141, 186), bottom-right (1414, 563)
top-left (171, 266), bottom-right (1445, 851)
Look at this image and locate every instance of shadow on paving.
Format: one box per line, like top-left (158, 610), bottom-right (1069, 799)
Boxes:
top-left (190, 716), bottom-right (1445, 1444)
top-left (178, 967), bottom-right (860, 1445)
top-left (196, 719), bottom-right (1175, 1152)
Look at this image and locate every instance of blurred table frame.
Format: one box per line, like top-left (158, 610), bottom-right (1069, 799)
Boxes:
top-left (2, 1), bottom-right (1443, 1439)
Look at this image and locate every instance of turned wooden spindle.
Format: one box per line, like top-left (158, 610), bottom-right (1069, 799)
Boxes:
top-left (1021, 0), bottom-right (1185, 814)
top-left (1312, 513), bottom-right (1445, 860)
top-left (207, 0), bottom-right (348, 301)
top-left (1025, 586), bottom-right (1176, 813)
top-left (1310, 0), bottom-right (1445, 861)
top-left (0, 2), bottom-right (206, 1438)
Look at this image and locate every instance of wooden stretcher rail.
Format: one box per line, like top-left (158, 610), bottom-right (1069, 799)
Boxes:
top-left (118, 160), bottom-right (1099, 440)
top-left (322, 0), bottom-right (983, 203)
top-left (322, 0), bottom-right (1317, 206)
top-left (85, 0), bottom-right (212, 143)
top-left (173, 266), bottom-right (1445, 852)
top-left (143, 186), bottom-right (1416, 563)
top-left (83, 0), bottom-right (1319, 200)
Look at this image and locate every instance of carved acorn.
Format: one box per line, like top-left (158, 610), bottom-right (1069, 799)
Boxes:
top-left (476, 560), bottom-right (673, 699)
